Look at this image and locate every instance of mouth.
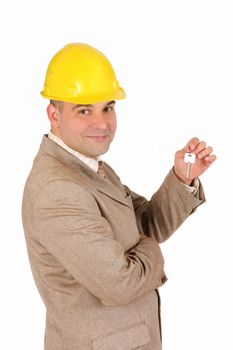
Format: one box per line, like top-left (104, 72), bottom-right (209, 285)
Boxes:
top-left (86, 136), bottom-right (108, 142)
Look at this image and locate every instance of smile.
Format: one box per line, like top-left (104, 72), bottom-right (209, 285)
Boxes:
top-left (86, 136), bottom-right (108, 142)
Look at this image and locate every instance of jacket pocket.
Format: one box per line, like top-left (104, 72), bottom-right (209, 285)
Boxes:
top-left (92, 321), bottom-right (150, 350)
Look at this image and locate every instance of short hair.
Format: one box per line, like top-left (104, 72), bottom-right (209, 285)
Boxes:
top-left (50, 100), bottom-right (64, 113)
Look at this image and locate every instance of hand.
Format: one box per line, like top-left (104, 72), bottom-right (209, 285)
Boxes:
top-left (174, 137), bottom-right (217, 185)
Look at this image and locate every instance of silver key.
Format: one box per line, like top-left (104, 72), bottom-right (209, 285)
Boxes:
top-left (184, 153), bottom-right (196, 179)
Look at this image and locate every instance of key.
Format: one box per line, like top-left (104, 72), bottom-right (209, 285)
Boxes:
top-left (184, 152), bottom-right (196, 179)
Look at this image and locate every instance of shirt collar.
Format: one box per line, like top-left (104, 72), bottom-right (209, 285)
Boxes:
top-left (48, 131), bottom-right (100, 173)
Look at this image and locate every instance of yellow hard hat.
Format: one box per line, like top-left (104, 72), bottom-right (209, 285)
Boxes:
top-left (41, 43), bottom-right (126, 104)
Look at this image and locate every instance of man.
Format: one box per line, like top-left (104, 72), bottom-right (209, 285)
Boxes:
top-left (22, 43), bottom-right (216, 350)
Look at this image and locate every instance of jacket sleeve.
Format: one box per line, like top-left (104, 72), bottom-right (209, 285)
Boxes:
top-left (129, 168), bottom-right (206, 243)
top-left (33, 179), bottom-right (166, 306)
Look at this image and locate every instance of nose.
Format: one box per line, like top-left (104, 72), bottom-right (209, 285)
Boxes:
top-left (91, 112), bottom-right (109, 129)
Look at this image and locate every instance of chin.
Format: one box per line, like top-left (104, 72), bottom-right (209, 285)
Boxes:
top-left (95, 146), bottom-right (110, 157)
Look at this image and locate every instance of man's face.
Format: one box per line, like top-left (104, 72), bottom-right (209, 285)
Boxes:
top-left (48, 100), bottom-right (117, 158)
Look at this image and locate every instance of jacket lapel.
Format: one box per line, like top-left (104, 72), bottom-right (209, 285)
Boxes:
top-left (40, 135), bottom-right (132, 208)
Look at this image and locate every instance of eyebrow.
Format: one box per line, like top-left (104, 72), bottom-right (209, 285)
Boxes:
top-left (72, 100), bottom-right (115, 110)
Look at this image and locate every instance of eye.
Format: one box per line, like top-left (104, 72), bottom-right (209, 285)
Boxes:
top-left (104, 105), bottom-right (115, 113)
top-left (78, 108), bottom-right (91, 115)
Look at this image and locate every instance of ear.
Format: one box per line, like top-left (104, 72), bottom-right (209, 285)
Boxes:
top-left (47, 103), bottom-right (60, 129)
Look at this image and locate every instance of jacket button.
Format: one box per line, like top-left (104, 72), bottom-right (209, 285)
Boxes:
top-left (161, 276), bottom-right (167, 283)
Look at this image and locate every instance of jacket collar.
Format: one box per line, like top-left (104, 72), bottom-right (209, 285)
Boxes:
top-left (39, 135), bottom-right (131, 208)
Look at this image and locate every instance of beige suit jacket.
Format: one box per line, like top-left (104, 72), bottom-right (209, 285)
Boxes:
top-left (22, 135), bottom-right (205, 350)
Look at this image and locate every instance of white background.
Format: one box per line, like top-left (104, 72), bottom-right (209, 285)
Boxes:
top-left (1, 0), bottom-right (232, 349)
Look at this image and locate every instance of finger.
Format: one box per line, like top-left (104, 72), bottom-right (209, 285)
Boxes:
top-left (196, 145), bottom-right (213, 159)
top-left (184, 137), bottom-right (200, 151)
top-left (203, 154), bottom-right (217, 164)
top-left (193, 141), bottom-right (207, 154)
